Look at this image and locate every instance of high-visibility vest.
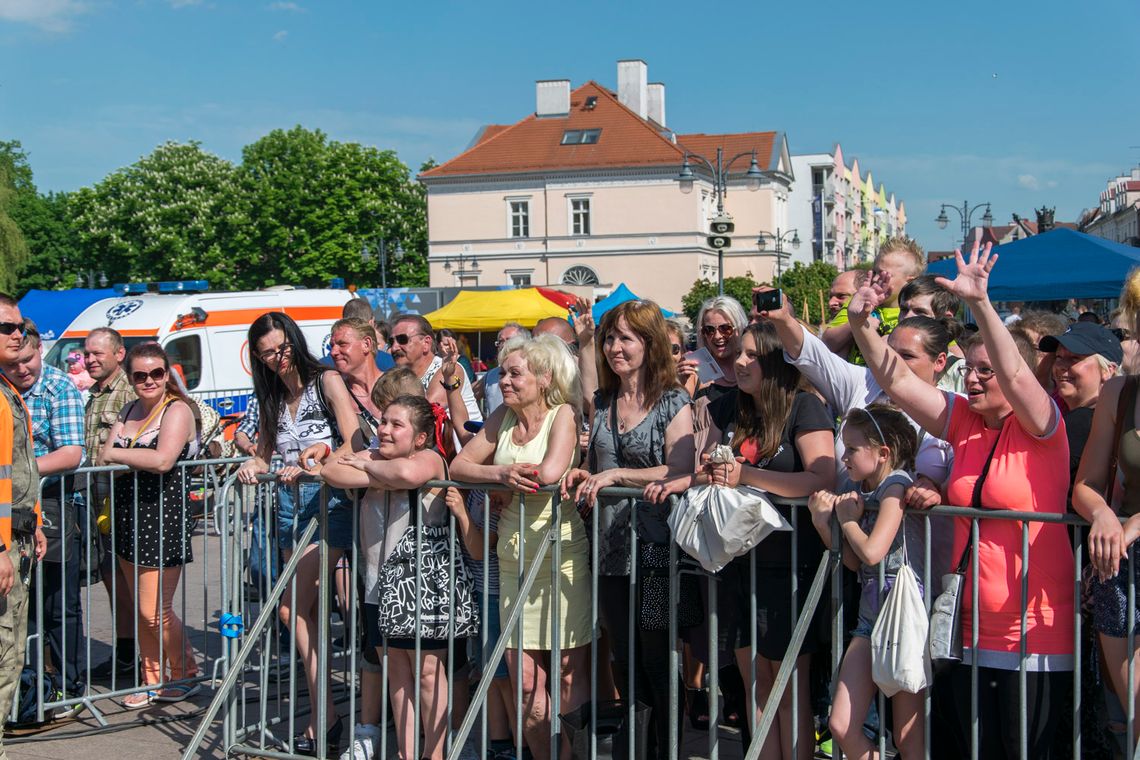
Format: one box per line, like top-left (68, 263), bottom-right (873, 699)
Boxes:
top-left (0, 373), bottom-right (41, 547)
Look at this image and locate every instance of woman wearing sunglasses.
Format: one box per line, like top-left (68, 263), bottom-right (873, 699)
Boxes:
top-left (96, 342), bottom-right (200, 708)
top-left (236, 311), bottom-right (363, 755)
top-left (695, 295), bottom-right (748, 404)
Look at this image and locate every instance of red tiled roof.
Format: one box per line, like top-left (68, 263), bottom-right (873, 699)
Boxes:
top-left (1125, 181), bottom-right (1140, 192)
top-left (421, 82), bottom-right (685, 178)
top-left (676, 132), bottom-right (779, 174)
top-left (473, 125), bottom-right (509, 146)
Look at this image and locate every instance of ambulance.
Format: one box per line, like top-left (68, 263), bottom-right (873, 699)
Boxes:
top-left (44, 281), bottom-right (353, 415)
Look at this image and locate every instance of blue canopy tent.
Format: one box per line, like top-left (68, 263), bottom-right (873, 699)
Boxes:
top-left (926, 229), bottom-right (1140, 301)
top-left (18, 289), bottom-right (116, 343)
top-left (591, 283), bottom-right (675, 323)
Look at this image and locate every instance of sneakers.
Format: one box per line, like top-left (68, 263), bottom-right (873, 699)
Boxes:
top-left (338, 724), bottom-right (380, 760)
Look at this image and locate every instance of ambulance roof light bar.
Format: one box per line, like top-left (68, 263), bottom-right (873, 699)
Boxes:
top-left (113, 280), bottom-right (210, 296)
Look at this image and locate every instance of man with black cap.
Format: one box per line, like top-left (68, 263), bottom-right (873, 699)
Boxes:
top-left (1038, 321), bottom-right (1124, 493)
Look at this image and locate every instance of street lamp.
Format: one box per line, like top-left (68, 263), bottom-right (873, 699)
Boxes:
top-left (936, 200), bottom-right (993, 245)
top-left (756, 228), bottom-right (801, 279)
top-left (676, 148), bottom-right (765, 294)
top-left (74, 270), bottom-right (108, 289)
top-left (360, 239), bottom-right (403, 315)
top-left (443, 252), bottom-right (480, 284)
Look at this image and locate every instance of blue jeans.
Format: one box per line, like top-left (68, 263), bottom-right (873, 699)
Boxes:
top-left (275, 482), bottom-right (353, 550)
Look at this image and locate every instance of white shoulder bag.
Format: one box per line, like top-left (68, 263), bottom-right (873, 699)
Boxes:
top-left (871, 557), bottom-right (931, 696)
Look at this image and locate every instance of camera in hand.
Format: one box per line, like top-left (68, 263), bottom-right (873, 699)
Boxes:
top-left (753, 288), bottom-right (782, 313)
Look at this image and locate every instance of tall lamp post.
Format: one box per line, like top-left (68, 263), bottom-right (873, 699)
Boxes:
top-left (361, 239), bottom-right (403, 316)
top-left (443, 252), bottom-right (479, 283)
top-left (74, 270), bottom-right (109, 289)
top-left (756, 228), bottom-right (801, 280)
top-left (936, 200), bottom-right (993, 246)
top-left (676, 148), bottom-right (765, 295)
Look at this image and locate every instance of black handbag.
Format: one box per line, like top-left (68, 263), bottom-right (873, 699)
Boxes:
top-left (928, 433), bottom-right (1002, 665)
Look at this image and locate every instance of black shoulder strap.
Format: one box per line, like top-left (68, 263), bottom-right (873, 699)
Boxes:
top-left (954, 429), bottom-right (1003, 573)
top-left (609, 398), bottom-right (623, 466)
top-left (313, 371), bottom-right (343, 445)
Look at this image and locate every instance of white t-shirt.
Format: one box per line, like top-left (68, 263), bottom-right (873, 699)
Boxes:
top-left (419, 355), bottom-right (483, 423)
top-left (274, 379), bottom-right (335, 464)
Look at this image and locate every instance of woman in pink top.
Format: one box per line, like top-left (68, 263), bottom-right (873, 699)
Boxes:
top-left (847, 240), bottom-right (1074, 759)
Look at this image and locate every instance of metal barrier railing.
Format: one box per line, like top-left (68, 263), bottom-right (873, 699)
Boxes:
top-left (24, 464), bottom-right (1138, 760)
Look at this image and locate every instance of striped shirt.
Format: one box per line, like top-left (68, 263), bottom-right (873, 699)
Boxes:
top-left (22, 364), bottom-right (85, 459)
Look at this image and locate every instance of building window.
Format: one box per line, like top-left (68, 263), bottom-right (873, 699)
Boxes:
top-left (509, 200), bottom-right (530, 238)
top-left (506, 269), bottom-right (533, 287)
top-left (570, 197), bottom-right (591, 236)
top-left (560, 129), bottom-right (602, 145)
top-left (561, 265), bottom-right (599, 286)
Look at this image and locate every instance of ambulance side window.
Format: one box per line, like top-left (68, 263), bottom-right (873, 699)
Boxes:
top-left (166, 335), bottom-right (203, 391)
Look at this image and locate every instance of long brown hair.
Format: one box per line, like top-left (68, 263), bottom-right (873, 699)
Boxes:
top-left (596, 300), bottom-right (679, 408)
top-left (125, 342), bottom-right (201, 433)
top-left (732, 322), bottom-right (799, 460)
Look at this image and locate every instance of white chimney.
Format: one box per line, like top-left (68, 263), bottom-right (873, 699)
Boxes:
top-left (647, 82), bottom-right (665, 127)
top-left (616, 59), bottom-right (648, 119)
top-left (535, 80), bottom-right (570, 118)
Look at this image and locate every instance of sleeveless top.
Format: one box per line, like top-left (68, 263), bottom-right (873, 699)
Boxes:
top-left (275, 380), bottom-right (335, 463)
top-left (1117, 377), bottom-right (1140, 517)
top-left (493, 405), bottom-right (576, 513)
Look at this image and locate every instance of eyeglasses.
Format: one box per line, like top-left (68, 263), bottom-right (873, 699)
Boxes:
top-left (670, 344), bottom-right (683, 356)
top-left (390, 333), bottom-right (425, 346)
top-left (257, 344), bottom-right (292, 362)
top-left (131, 367), bottom-right (167, 385)
top-left (956, 363), bottom-right (996, 381)
top-left (0, 322), bottom-right (26, 337)
top-left (701, 324), bottom-right (735, 338)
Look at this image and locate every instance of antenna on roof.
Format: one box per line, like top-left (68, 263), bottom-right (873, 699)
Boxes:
top-left (585, 96), bottom-right (598, 110)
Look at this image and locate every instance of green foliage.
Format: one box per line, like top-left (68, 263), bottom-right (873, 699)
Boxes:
top-left (681, 276), bottom-right (760, 324)
top-left (235, 126), bottom-right (427, 289)
top-left (0, 162), bottom-right (29, 294)
top-left (11, 191), bottom-right (83, 292)
top-left (771, 261), bottom-right (839, 326)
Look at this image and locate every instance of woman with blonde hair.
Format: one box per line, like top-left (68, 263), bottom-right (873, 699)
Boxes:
top-left (451, 334), bottom-right (590, 760)
top-left (695, 295), bottom-right (748, 403)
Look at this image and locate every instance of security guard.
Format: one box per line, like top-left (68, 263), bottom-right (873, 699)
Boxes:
top-left (0, 293), bottom-right (46, 757)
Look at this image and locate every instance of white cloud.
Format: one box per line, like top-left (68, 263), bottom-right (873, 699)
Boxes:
top-left (0, 0), bottom-right (86, 33)
top-left (273, 29), bottom-right (288, 42)
top-left (1018, 174), bottom-right (1040, 191)
top-left (268, 2), bottom-right (304, 11)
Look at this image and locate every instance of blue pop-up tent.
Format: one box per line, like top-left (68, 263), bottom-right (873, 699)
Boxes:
top-left (18, 289), bottom-right (116, 343)
top-left (927, 229), bottom-right (1140, 301)
top-left (592, 283), bottom-right (675, 323)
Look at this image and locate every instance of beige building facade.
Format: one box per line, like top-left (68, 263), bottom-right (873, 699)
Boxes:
top-left (421, 60), bottom-right (794, 312)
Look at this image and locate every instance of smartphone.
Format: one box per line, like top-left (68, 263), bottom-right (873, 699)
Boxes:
top-left (753, 288), bottom-right (782, 313)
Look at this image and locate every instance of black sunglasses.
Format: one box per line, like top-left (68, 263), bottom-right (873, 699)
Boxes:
top-left (131, 367), bottom-right (167, 385)
top-left (670, 343), bottom-right (683, 356)
top-left (701, 324), bottom-right (735, 337)
top-left (390, 333), bottom-right (424, 346)
top-left (0, 322), bottom-right (26, 337)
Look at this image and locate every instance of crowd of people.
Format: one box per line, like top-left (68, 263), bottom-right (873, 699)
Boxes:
top-left (5, 234), bottom-right (1140, 760)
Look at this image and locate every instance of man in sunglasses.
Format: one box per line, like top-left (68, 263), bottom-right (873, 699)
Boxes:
top-left (389, 314), bottom-right (482, 424)
top-left (0, 320), bottom-right (85, 702)
top-left (0, 293), bottom-right (47, 753)
top-left (81, 327), bottom-right (138, 680)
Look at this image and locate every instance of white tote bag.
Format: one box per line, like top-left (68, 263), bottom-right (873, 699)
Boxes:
top-left (870, 562), bottom-right (931, 696)
top-left (668, 445), bottom-right (791, 573)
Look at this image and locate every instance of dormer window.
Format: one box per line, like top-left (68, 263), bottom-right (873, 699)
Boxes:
top-left (560, 129), bottom-right (602, 145)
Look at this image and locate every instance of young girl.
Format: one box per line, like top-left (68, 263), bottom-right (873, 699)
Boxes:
top-left (808, 404), bottom-right (924, 760)
top-left (321, 394), bottom-right (475, 760)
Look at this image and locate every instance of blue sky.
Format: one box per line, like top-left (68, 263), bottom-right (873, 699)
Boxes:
top-left (2, 0), bottom-right (1137, 252)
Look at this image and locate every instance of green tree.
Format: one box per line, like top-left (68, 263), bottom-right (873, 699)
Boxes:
top-left (681, 276), bottom-right (759, 324)
top-left (235, 126), bottom-right (427, 289)
top-left (0, 161), bottom-right (28, 294)
top-left (69, 141), bottom-right (248, 288)
top-left (771, 261), bottom-right (839, 326)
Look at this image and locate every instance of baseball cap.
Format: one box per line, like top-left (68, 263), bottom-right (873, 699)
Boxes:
top-left (1038, 322), bottom-right (1124, 365)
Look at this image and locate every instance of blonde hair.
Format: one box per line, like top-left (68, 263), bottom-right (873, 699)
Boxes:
top-left (877, 236), bottom-right (926, 277)
top-left (499, 334), bottom-right (581, 412)
top-left (1121, 267), bottom-right (1140, 335)
top-left (1095, 354), bottom-right (1122, 377)
top-left (696, 296), bottom-right (748, 351)
top-left (370, 367), bottom-right (423, 410)
top-left (332, 317), bottom-right (378, 355)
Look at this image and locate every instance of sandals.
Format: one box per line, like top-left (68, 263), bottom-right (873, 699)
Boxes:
top-left (122, 690), bottom-right (158, 709)
top-left (686, 687), bottom-right (711, 731)
top-left (153, 683), bottom-right (202, 702)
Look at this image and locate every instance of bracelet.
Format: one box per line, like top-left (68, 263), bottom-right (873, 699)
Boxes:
top-left (321, 443), bottom-right (331, 459)
top-left (441, 375), bottom-right (463, 391)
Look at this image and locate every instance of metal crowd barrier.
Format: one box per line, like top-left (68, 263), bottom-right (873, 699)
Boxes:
top-left (24, 463), bottom-right (1140, 760)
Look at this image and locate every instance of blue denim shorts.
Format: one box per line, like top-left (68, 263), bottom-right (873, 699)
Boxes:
top-left (276, 481), bottom-right (353, 550)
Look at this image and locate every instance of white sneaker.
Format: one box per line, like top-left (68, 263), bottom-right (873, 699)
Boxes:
top-left (339, 724), bottom-right (380, 760)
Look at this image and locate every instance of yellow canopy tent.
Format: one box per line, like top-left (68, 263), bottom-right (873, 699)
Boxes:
top-left (422, 288), bottom-right (569, 331)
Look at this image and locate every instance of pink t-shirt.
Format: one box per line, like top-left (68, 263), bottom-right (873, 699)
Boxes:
top-left (942, 392), bottom-right (1074, 664)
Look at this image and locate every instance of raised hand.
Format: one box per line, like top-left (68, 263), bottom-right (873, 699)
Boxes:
top-left (935, 237), bottom-right (997, 305)
top-left (440, 336), bottom-right (460, 381)
top-left (846, 280), bottom-right (888, 328)
top-left (751, 286), bottom-right (792, 322)
top-left (571, 297), bottom-right (595, 343)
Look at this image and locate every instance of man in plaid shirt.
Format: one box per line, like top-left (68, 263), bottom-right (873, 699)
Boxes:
top-left (0, 320), bottom-right (85, 697)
